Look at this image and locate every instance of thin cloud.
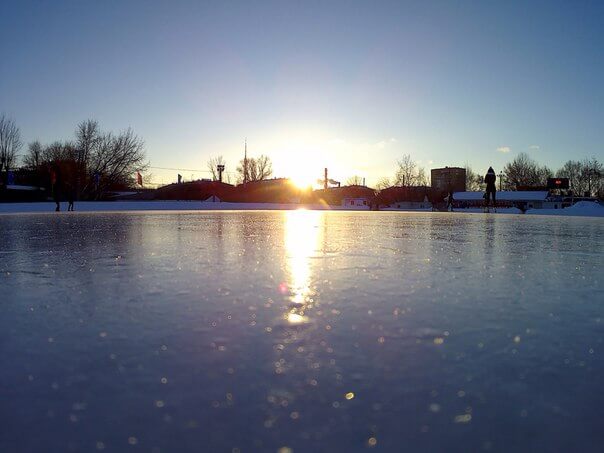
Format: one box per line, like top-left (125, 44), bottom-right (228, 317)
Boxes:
top-left (374, 138), bottom-right (397, 149)
top-left (528, 144), bottom-right (540, 150)
top-left (497, 146), bottom-right (511, 153)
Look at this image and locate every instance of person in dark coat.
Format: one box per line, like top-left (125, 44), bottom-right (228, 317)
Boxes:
top-left (67, 183), bottom-right (75, 211)
top-left (484, 167), bottom-right (497, 208)
top-left (446, 190), bottom-right (454, 211)
top-left (51, 165), bottom-right (62, 212)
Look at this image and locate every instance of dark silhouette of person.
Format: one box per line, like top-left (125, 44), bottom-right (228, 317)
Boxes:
top-left (446, 190), bottom-right (454, 211)
top-left (51, 165), bottom-right (62, 212)
top-left (67, 183), bottom-right (75, 211)
top-left (484, 167), bottom-right (497, 208)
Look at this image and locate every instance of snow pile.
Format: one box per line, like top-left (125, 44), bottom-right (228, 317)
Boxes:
top-left (527, 201), bottom-right (604, 217)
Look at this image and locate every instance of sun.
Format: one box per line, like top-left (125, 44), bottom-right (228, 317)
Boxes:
top-left (270, 139), bottom-right (329, 189)
top-left (289, 173), bottom-right (317, 190)
top-left (284, 161), bottom-right (319, 189)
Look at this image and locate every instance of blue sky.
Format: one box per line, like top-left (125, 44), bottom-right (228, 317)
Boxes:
top-left (1, 0), bottom-right (603, 186)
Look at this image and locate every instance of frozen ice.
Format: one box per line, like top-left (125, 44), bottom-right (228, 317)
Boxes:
top-left (0, 211), bottom-right (602, 452)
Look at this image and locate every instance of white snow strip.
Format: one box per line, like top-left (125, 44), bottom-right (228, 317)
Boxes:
top-left (6, 184), bottom-right (43, 191)
top-left (0, 200), bottom-right (601, 217)
top-left (0, 201), bottom-right (367, 214)
top-left (453, 191), bottom-right (549, 201)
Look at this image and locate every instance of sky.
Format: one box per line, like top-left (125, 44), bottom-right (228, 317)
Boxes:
top-left (1, 0), bottom-right (603, 187)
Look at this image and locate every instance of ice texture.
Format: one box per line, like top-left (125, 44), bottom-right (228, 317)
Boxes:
top-left (0, 211), bottom-right (603, 452)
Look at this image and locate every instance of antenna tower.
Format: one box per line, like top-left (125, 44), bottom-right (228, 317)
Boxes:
top-left (244, 138), bottom-right (248, 184)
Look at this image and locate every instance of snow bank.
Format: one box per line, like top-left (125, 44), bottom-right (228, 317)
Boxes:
top-left (454, 191), bottom-right (549, 201)
top-left (526, 201), bottom-right (604, 217)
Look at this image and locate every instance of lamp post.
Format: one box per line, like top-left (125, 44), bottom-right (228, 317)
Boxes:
top-left (498, 171), bottom-right (504, 191)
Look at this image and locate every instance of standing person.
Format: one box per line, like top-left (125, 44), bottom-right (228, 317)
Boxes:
top-left (51, 165), bottom-right (61, 212)
top-left (484, 167), bottom-right (497, 211)
top-left (446, 190), bottom-right (454, 212)
top-left (67, 183), bottom-right (75, 211)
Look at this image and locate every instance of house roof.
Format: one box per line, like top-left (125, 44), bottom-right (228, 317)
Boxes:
top-left (453, 191), bottom-right (549, 201)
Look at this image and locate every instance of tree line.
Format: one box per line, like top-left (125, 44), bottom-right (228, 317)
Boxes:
top-left (465, 152), bottom-right (603, 197)
top-left (207, 150), bottom-right (603, 198)
top-left (0, 115), bottom-right (147, 198)
top-left (3, 113), bottom-right (602, 197)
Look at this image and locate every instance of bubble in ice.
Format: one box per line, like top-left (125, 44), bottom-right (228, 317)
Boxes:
top-left (454, 414), bottom-right (472, 423)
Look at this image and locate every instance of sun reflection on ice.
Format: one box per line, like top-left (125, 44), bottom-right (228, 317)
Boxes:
top-left (284, 210), bottom-right (322, 323)
top-left (286, 312), bottom-right (307, 324)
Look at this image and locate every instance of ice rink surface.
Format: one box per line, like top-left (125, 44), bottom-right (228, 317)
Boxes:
top-left (0, 211), bottom-right (602, 452)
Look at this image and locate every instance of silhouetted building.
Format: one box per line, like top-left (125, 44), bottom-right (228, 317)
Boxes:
top-left (377, 186), bottom-right (432, 209)
top-left (312, 185), bottom-right (376, 206)
top-left (342, 197), bottom-right (369, 207)
top-left (431, 167), bottom-right (466, 199)
top-left (154, 180), bottom-right (235, 201)
top-left (233, 178), bottom-right (302, 203)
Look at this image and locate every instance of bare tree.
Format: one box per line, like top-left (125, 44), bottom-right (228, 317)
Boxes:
top-left (504, 153), bottom-right (555, 189)
top-left (464, 164), bottom-right (484, 191)
top-left (11, 119), bottom-right (147, 198)
top-left (75, 120), bottom-right (99, 168)
top-left (0, 114), bottom-right (22, 170)
top-left (236, 159), bottom-right (248, 184)
top-left (89, 129), bottom-right (147, 192)
top-left (538, 165), bottom-right (553, 186)
top-left (207, 155), bottom-right (226, 181)
top-left (416, 167), bottom-right (429, 186)
top-left (556, 158), bottom-right (603, 196)
top-left (253, 154), bottom-right (273, 181)
top-left (579, 157), bottom-right (603, 196)
top-left (503, 153), bottom-right (540, 188)
top-left (42, 141), bottom-right (77, 162)
top-left (236, 154), bottom-right (273, 183)
top-left (375, 177), bottom-right (391, 191)
top-left (394, 154), bottom-right (417, 186)
top-left (346, 175), bottom-right (364, 186)
top-left (557, 160), bottom-right (584, 193)
top-left (23, 140), bottom-right (44, 169)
